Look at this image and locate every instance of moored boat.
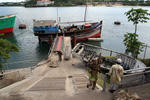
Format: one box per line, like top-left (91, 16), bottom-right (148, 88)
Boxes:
top-left (114, 21), bottom-right (121, 25)
top-left (33, 4), bottom-right (103, 43)
top-left (63, 21), bottom-right (102, 41)
top-left (33, 20), bottom-right (103, 42)
top-left (0, 14), bottom-right (16, 37)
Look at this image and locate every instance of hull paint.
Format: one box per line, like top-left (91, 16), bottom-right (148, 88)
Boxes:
top-left (76, 31), bottom-right (100, 41)
top-left (0, 15), bottom-right (16, 34)
top-left (0, 27), bottom-right (13, 34)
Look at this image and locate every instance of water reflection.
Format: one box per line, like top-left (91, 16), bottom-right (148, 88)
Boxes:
top-left (4, 33), bottom-right (18, 44)
top-left (35, 43), bottom-right (50, 60)
top-left (4, 42), bottom-right (49, 70)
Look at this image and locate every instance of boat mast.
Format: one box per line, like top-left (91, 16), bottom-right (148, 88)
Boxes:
top-left (57, 7), bottom-right (58, 22)
top-left (84, 3), bottom-right (87, 22)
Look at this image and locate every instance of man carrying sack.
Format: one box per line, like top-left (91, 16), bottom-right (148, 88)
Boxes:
top-left (87, 54), bottom-right (102, 90)
top-left (108, 58), bottom-right (124, 93)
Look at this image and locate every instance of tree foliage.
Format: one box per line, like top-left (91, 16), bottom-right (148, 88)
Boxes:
top-left (0, 39), bottom-right (19, 71)
top-left (26, 0), bottom-right (37, 4)
top-left (124, 8), bottom-right (150, 58)
top-left (54, 0), bottom-right (86, 5)
top-left (125, 8), bottom-right (150, 33)
top-left (25, 0), bottom-right (37, 6)
top-left (123, 33), bottom-right (144, 58)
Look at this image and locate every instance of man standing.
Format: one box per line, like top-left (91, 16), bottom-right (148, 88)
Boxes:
top-left (108, 58), bottom-right (124, 93)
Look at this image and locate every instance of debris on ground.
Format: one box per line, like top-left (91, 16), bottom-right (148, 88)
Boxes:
top-left (48, 53), bottom-right (59, 68)
top-left (114, 90), bottom-right (142, 100)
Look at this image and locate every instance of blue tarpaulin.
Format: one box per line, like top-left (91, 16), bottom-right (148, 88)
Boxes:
top-left (34, 26), bottom-right (59, 34)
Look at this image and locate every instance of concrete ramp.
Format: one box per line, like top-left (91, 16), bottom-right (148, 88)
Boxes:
top-left (29, 77), bottom-right (66, 91)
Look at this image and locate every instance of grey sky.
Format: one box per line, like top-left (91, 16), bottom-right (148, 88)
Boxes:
top-left (0, 0), bottom-right (25, 2)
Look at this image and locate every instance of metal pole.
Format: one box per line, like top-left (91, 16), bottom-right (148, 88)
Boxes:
top-left (143, 44), bottom-right (147, 59)
top-left (59, 17), bottom-right (61, 23)
top-left (110, 51), bottom-right (112, 56)
top-left (57, 7), bottom-right (58, 22)
top-left (84, 4), bottom-right (87, 22)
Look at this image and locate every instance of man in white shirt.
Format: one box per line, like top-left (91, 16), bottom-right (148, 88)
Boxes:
top-left (108, 58), bottom-right (124, 93)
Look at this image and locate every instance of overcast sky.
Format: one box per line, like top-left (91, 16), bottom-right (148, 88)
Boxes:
top-left (0, 0), bottom-right (25, 2)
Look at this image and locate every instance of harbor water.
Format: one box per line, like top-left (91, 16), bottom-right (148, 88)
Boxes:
top-left (0, 6), bottom-right (150, 69)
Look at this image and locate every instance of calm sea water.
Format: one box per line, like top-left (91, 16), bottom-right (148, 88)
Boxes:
top-left (0, 6), bottom-right (150, 69)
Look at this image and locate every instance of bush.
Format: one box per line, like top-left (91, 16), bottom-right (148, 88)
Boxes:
top-left (0, 39), bottom-right (19, 72)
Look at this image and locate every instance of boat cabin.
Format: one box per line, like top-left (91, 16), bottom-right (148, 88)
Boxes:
top-left (33, 20), bottom-right (59, 35)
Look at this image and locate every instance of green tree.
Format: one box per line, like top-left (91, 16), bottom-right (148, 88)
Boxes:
top-left (25, 0), bottom-right (37, 6)
top-left (123, 33), bottom-right (144, 58)
top-left (125, 8), bottom-right (150, 34)
top-left (0, 39), bottom-right (19, 73)
top-left (124, 8), bottom-right (150, 58)
top-left (27, 0), bottom-right (37, 4)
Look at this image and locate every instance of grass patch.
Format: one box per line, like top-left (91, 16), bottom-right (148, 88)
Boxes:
top-left (103, 56), bottom-right (115, 59)
top-left (86, 70), bottom-right (110, 88)
top-left (97, 74), bottom-right (110, 88)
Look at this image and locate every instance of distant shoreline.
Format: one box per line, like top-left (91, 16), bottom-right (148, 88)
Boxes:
top-left (1, 2), bottom-right (150, 8)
